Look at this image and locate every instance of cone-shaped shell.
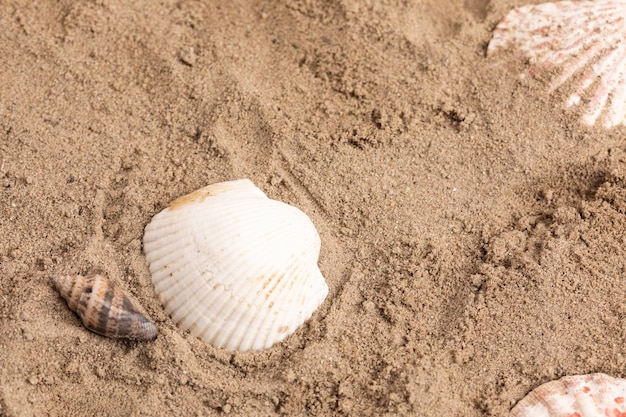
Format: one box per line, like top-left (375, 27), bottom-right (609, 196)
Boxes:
top-left (488, 0), bottom-right (626, 129)
top-left (143, 179), bottom-right (328, 352)
top-left (51, 274), bottom-right (158, 341)
top-left (510, 373), bottom-right (626, 417)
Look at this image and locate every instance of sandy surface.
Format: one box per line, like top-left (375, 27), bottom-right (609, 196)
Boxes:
top-left (2, 0), bottom-right (626, 416)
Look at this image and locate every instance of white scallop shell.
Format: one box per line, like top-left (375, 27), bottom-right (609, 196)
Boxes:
top-left (143, 179), bottom-right (329, 351)
top-left (510, 373), bottom-right (626, 417)
top-left (487, 0), bottom-right (626, 129)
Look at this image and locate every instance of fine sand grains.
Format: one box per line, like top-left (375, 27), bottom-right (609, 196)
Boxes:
top-left (1, 0), bottom-right (626, 416)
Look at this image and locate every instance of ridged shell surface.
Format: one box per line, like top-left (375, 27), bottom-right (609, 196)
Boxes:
top-left (143, 179), bottom-right (328, 351)
top-left (488, 0), bottom-right (626, 128)
top-left (510, 373), bottom-right (626, 417)
top-left (50, 274), bottom-right (158, 341)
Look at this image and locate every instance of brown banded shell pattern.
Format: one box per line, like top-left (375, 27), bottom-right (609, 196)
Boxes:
top-left (50, 274), bottom-right (158, 341)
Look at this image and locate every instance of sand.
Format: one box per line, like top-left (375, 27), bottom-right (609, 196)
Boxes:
top-left (2, 0), bottom-right (626, 415)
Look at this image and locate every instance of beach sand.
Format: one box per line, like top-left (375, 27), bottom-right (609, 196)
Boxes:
top-left (2, 0), bottom-right (626, 415)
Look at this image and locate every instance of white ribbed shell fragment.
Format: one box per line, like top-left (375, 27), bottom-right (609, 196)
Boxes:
top-left (143, 179), bottom-right (328, 351)
top-left (488, 0), bottom-right (626, 129)
top-left (510, 373), bottom-right (626, 417)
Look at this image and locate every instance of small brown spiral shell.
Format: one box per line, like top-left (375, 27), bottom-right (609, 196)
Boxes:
top-left (50, 274), bottom-right (158, 341)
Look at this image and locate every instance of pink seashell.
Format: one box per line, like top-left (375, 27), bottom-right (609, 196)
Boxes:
top-left (488, 0), bottom-right (626, 129)
top-left (510, 373), bottom-right (626, 417)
